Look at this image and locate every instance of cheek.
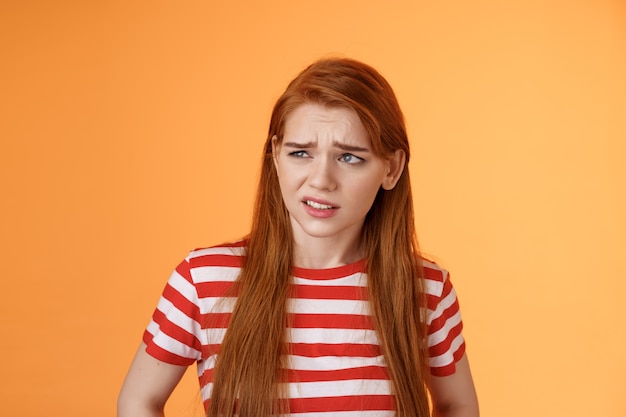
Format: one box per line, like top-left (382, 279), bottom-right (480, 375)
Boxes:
top-left (276, 171), bottom-right (297, 199)
top-left (358, 173), bottom-right (385, 195)
top-left (349, 180), bottom-right (383, 209)
top-left (278, 165), bottom-right (305, 188)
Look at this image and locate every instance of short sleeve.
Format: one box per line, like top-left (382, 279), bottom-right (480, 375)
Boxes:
top-left (143, 256), bottom-right (204, 366)
top-left (423, 263), bottom-right (466, 377)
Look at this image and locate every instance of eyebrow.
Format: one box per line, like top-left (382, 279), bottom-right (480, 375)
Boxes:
top-left (283, 141), bottom-right (370, 152)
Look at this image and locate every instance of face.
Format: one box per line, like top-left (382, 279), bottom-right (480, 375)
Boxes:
top-left (272, 103), bottom-right (404, 248)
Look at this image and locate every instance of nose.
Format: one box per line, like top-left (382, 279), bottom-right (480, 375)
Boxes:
top-left (308, 156), bottom-right (337, 191)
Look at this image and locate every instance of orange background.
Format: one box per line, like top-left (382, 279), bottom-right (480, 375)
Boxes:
top-left (1, 1), bottom-right (625, 416)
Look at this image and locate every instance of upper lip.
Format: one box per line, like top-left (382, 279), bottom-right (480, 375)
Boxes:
top-left (302, 196), bottom-right (339, 208)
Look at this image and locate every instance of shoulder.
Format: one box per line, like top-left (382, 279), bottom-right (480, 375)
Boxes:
top-left (421, 258), bottom-right (450, 299)
top-left (185, 240), bottom-right (247, 268)
top-left (173, 240), bottom-right (247, 288)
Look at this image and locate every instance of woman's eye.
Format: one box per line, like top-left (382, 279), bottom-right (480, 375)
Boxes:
top-left (288, 150), bottom-right (310, 158)
top-left (339, 153), bottom-right (364, 164)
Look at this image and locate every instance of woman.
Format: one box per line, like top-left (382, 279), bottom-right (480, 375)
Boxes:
top-left (118, 57), bottom-right (479, 417)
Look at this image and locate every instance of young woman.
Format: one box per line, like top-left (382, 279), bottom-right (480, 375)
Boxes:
top-left (118, 57), bottom-right (479, 417)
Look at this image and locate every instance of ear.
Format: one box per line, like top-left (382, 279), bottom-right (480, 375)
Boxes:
top-left (382, 149), bottom-right (406, 190)
top-left (271, 135), bottom-right (279, 170)
top-left (272, 135), bottom-right (280, 175)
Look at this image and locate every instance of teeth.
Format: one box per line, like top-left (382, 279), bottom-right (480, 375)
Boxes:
top-left (306, 200), bottom-right (333, 210)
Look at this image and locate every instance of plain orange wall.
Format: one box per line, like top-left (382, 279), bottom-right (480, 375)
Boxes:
top-left (1, 1), bottom-right (625, 416)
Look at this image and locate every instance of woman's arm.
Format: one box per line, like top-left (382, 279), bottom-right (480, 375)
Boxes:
top-left (117, 342), bottom-right (188, 417)
top-left (429, 353), bottom-right (479, 417)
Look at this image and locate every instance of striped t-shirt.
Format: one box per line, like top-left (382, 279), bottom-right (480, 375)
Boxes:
top-left (143, 241), bottom-right (466, 415)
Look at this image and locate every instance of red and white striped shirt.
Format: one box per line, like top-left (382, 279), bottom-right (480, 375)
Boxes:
top-left (143, 241), bottom-right (465, 415)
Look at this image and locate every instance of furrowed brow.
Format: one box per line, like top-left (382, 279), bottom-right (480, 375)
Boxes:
top-left (283, 141), bottom-right (316, 148)
top-left (333, 141), bottom-right (370, 152)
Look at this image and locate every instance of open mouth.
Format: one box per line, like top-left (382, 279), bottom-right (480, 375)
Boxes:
top-left (304, 200), bottom-right (335, 210)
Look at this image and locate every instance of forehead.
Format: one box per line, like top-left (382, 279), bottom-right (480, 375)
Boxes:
top-left (283, 103), bottom-right (369, 143)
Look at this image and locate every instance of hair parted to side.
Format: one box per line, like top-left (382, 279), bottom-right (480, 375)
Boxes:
top-left (207, 57), bottom-right (430, 417)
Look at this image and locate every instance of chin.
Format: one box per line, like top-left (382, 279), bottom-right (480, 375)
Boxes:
top-left (300, 227), bottom-right (343, 239)
top-left (294, 220), bottom-right (363, 241)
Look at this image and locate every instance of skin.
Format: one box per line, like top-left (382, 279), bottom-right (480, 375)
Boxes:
top-left (117, 343), bottom-right (186, 417)
top-left (117, 103), bottom-right (479, 417)
top-left (430, 354), bottom-right (480, 417)
top-left (272, 103), bottom-right (404, 269)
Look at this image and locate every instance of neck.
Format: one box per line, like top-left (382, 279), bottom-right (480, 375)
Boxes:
top-left (290, 228), bottom-right (364, 270)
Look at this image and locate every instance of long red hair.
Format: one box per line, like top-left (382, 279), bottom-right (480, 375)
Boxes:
top-left (208, 57), bottom-right (430, 417)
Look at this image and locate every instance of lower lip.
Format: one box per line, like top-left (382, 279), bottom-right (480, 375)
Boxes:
top-left (302, 202), bottom-right (338, 218)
